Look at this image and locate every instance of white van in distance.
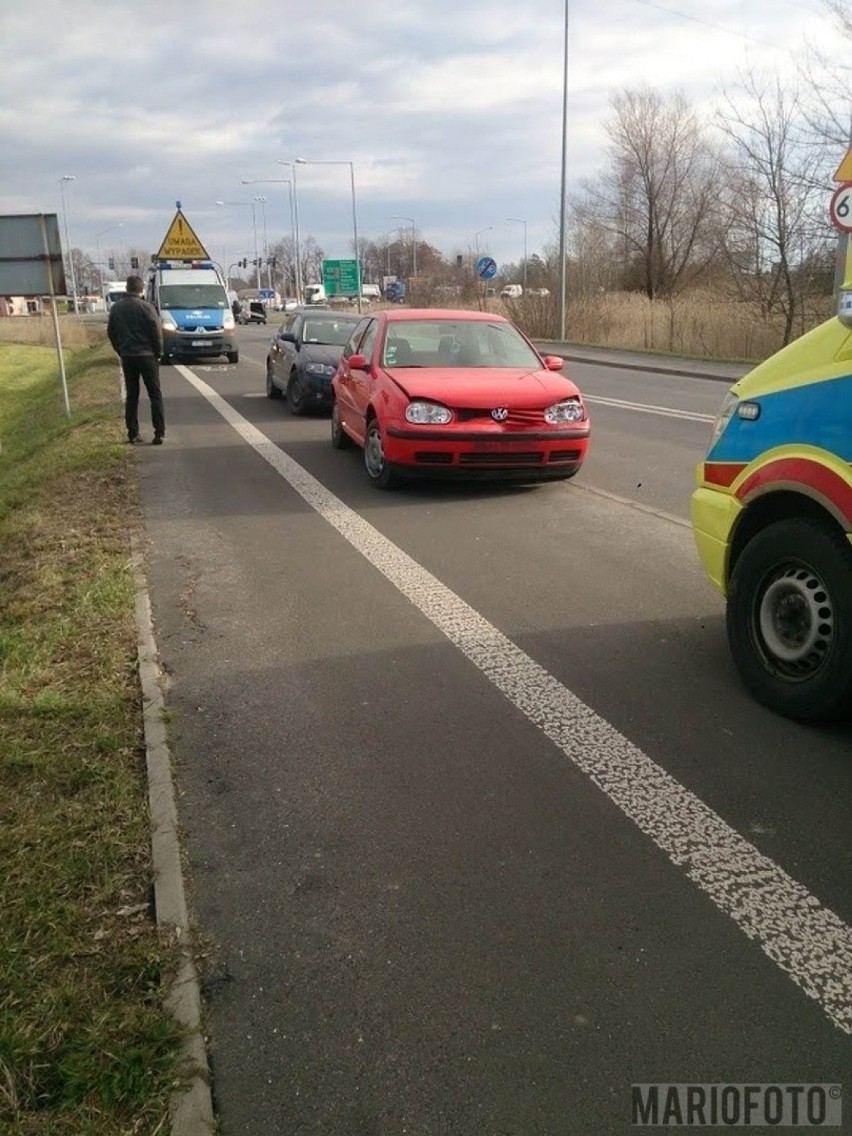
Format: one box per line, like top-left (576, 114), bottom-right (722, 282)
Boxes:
top-left (501, 284), bottom-right (524, 300)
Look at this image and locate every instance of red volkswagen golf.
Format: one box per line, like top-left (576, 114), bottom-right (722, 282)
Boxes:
top-left (330, 309), bottom-right (590, 489)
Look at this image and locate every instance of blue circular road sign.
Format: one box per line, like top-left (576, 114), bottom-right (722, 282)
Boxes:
top-left (476, 256), bottom-right (498, 280)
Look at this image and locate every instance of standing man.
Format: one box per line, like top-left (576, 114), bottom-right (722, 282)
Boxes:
top-left (107, 274), bottom-right (166, 445)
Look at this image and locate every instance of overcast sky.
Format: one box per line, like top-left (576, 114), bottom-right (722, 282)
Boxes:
top-left (1, 0), bottom-right (845, 276)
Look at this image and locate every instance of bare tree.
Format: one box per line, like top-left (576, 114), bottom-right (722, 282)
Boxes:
top-left (715, 72), bottom-right (831, 345)
top-left (575, 86), bottom-right (723, 300)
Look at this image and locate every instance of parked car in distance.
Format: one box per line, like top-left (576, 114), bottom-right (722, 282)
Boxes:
top-left (266, 308), bottom-right (363, 415)
top-left (501, 284), bottom-right (523, 299)
top-left (238, 300), bottom-right (267, 324)
top-left (331, 308), bottom-right (590, 489)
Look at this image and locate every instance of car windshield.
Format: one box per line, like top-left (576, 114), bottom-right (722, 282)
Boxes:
top-left (381, 319), bottom-right (541, 369)
top-left (302, 319), bottom-right (358, 346)
top-left (159, 285), bottom-right (227, 310)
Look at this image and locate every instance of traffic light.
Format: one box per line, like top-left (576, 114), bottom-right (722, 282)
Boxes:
top-left (269, 256), bottom-right (277, 268)
top-left (239, 258), bottom-right (247, 269)
top-left (130, 256), bottom-right (139, 269)
top-left (108, 257), bottom-right (115, 271)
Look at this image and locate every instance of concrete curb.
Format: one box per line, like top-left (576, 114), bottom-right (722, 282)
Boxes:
top-left (132, 542), bottom-right (216, 1135)
top-left (532, 342), bottom-right (748, 383)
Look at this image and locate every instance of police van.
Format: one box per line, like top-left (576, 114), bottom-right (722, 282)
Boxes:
top-left (147, 260), bottom-right (238, 364)
top-left (692, 298), bottom-right (852, 721)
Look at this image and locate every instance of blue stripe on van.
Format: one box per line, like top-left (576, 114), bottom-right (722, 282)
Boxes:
top-left (709, 374), bottom-right (852, 463)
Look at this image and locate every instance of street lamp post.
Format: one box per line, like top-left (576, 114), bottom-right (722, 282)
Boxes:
top-left (58, 175), bottom-right (79, 313)
top-left (277, 162), bottom-right (303, 302)
top-left (253, 196), bottom-right (269, 288)
top-left (474, 226), bottom-right (494, 255)
top-left (507, 217), bottom-right (528, 291)
top-left (243, 177), bottom-right (297, 298)
top-left (391, 215), bottom-right (416, 283)
top-left (95, 223), bottom-right (123, 291)
top-left (294, 158), bottom-right (361, 313)
top-left (215, 200), bottom-right (260, 288)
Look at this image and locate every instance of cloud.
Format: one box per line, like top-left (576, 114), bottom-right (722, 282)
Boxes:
top-left (0, 0), bottom-right (844, 268)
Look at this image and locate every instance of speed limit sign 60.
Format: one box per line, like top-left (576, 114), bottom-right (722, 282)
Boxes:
top-left (830, 183), bottom-right (852, 233)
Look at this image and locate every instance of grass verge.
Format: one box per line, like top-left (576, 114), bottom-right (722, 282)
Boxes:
top-left (0, 341), bottom-right (184, 1134)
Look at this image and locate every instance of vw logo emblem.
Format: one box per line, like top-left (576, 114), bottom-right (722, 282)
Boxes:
top-left (491, 407), bottom-right (509, 421)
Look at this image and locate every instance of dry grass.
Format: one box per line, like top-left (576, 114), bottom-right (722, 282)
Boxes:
top-left (508, 289), bottom-right (835, 361)
top-left (0, 314), bottom-right (104, 349)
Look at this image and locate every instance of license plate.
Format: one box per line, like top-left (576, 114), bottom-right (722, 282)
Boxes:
top-left (191, 340), bottom-right (207, 347)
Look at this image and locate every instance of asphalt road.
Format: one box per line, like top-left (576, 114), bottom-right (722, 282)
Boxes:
top-left (137, 325), bottom-right (851, 1135)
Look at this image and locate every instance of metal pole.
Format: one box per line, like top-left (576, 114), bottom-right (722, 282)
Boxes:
top-left (522, 220), bottom-right (527, 291)
top-left (558, 0), bottom-right (569, 340)
top-left (251, 203), bottom-right (261, 290)
top-left (349, 162), bottom-right (361, 314)
top-left (40, 213), bottom-right (71, 417)
top-left (59, 176), bottom-right (79, 314)
top-left (283, 162), bottom-right (304, 303)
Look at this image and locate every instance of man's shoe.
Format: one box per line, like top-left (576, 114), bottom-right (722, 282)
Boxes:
top-left (127, 436), bottom-right (143, 444)
top-left (151, 435), bottom-right (164, 445)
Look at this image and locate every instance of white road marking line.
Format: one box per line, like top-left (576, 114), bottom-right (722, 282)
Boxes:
top-left (585, 394), bottom-right (715, 422)
top-left (176, 363), bottom-right (852, 1035)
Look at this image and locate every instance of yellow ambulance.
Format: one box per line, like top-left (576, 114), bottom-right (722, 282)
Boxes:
top-left (692, 309), bottom-right (852, 721)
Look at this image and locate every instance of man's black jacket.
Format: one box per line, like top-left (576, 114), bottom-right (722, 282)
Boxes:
top-left (107, 293), bottom-right (163, 358)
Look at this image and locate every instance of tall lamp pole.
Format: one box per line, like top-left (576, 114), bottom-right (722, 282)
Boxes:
top-left (507, 217), bottom-right (528, 291)
top-left (253, 195), bottom-right (269, 288)
top-left (243, 177), bottom-right (296, 297)
top-left (58, 175), bottom-right (78, 312)
top-left (277, 161), bottom-right (303, 302)
top-left (215, 200), bottom-right (260, 288)
top-left (392, 215), bottom-right (416, 283)
top-left (558, 0), bottom-right (570, 340)
top-left (95, 223), bottom-right (123, 291)
top-left (294, 158), bottom-right (361, 313)
top-left (474, 226), bottom-right (494, 255)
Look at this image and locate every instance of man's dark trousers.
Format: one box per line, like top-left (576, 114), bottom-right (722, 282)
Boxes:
top-left (122, 355), bottom-right (165, 440)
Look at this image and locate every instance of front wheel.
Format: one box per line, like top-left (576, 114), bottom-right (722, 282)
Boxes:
top-left (265, 363), bottom-right (281, 399)
top-left (363, 418), bottom-right (400, 489)
top-left (287, 374), bottom-right (307, 416)
top-left (227, 350), bottom-right (239, 364)
top-left (330, 402), bottom-right (352, 449)
top-left (726, 517), bottom-right (852, 721)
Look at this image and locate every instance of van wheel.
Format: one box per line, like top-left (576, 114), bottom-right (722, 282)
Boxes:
top-left (726, 517), bottom-right (852, 721)
top-left (227, 350), bottom-right (239, 364)
top-left (331, 402), bottom-right (352, 449)
top-left (363, 419), bottom-right (400, 489)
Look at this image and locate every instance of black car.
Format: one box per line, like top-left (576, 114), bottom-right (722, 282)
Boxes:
top-left (265, 309), bottom-right (362, 415)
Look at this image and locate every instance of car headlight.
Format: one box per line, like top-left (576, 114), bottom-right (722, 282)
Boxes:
top-left (304, 362), bottom-right (336, 376)
top-left (708, 391), bottom-right (738, 448)
top-left (544, 397), bottom-right (586, 424)
top-left (405, 400), bottom-right (452, 425)
top-left (160, 314), bottom-right (177, 332)
top-left (223, 310), bottom-right (235, 330)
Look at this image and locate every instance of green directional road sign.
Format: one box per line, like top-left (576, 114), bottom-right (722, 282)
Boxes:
top-left (322, 258), bottom-right (360, 297)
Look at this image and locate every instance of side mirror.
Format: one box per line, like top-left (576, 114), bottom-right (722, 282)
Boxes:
top-left (347, 353), bottom-right (368, 370)
top-left (543, 355), bottom-right (564, 371)
top-left (280, 331), bottom-right (297, 343)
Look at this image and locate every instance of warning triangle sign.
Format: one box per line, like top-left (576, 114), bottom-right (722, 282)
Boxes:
top-left (156, 210), bottom-right (209, 260)
top-left (833, 149), bottom-right (852, 183)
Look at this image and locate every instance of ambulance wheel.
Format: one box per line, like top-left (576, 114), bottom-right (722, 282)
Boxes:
top-left (727, 517), bottom-right (852, 721)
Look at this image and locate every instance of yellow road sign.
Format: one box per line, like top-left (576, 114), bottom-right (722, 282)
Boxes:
top-left (156, 210), bottom-right (209, 260)
top-left (833, 149), bottom-right (852, 182)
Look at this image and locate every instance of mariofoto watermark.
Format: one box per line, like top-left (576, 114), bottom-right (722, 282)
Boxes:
top-left (632, 1084), bottom-right (842, 1127)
